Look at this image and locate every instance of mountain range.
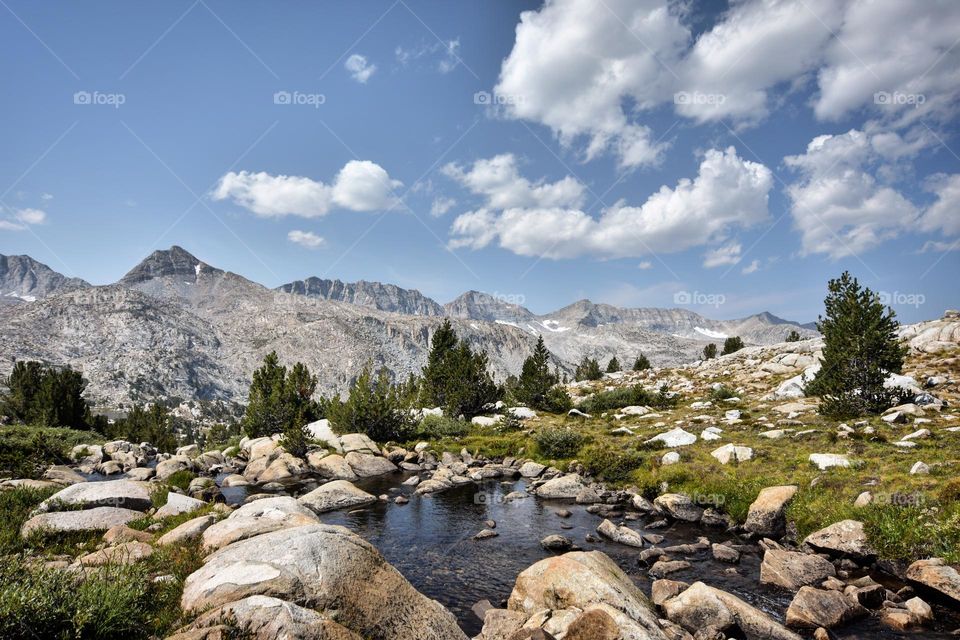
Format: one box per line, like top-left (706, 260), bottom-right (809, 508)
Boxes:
top-left (0, 246), bottom-right (818, 411)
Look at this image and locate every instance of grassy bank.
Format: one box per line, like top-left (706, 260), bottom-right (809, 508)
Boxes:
top-left (0, 425), bottom-right (104, 479)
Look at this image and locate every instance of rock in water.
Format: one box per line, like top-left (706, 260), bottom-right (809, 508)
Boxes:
top-left (803, 520), bottom-right (876, 561)
top-left (745, 485), bottom-right (796, 540)
top-left (181, 524), bottom-right (467, 640)
top-left (760, 549), bottom-right (836, 591)
top-left (905, 558), bottom-right (960, 606)
top-left (535, 474), bottom-right (587, 499)
top-left (298, 480), bottom-right (377, 514)
top-left (201, 496), bottom-right (319, 551)
top-left (507, 551), bottom-right (667, 639)
top-left (663, 581), bottom-right (802, 640)
top-left (785, 587), bottom-right (867, 629)
top-left (654, 494), bottom-right (703, 522)
top-left (596, 519), bottom-right (645, 547)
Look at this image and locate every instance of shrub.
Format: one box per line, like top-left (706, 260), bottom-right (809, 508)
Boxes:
top-left (577, 384), bottom-right (678, 414)
top-left (709, 385), bottom-right (737, 401)
top-left (579, 444), bottom-right (644, 482)
top-left (0, 425), bottom-right (103, 479)
top-left (786, 329), bottom-right (802, 342)
top-left (541, 386), bottom-right (573, 414)
top-left (574, 357), bottom-right (603, 381)
top-left (534, 427), bottom-right (587, 459)
top-left (415, 414), bottom-right (469, 439)
top-left (702, 343), bottom-right (718, 360)
top-left (807, 271), bottom-right (907, 418)
top-left (164, 470), bottom-right (195, 492)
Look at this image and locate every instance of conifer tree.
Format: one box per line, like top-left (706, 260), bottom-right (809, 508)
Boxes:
top-left (632, 354), bottom-right (651, 371)
top-left (515, 335), bottom-right (559, 410)
top-left (242, 352), bottom-right (289, 438)
top-left (605, 356), bottom-right (621, 373)
top-left (702, 343), bottom-right (718, 359)
top-left (419, 320), bottom-right (500, 418)
top-left (574, 356), bottom-right (603, 381)
top-left (807, 272), bottom-right (907, 417)
top-left (722, 336), bottom-right (745, 355)
top-left (786, 329), bottom-right (802, 342)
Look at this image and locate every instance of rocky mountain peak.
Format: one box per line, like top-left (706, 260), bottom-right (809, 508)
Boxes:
top-left (120, 246), bottom-right (217, 285)
top-left (0, 253), bottom-right (89, 304)
top-left (443, 290), bottom-right (535, 323)
top-left (276, 276), bottom-right (444, 316)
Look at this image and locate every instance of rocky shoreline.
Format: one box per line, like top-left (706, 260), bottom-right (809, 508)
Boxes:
top-left (6, 420), bottom-right (959, 640)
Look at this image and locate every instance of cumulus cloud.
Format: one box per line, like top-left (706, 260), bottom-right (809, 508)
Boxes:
top-left (703, 243), bottom-right (742, 268)
top-left (345, 54), bottom-right (376, 83)
top-left (212, 160), bottom-right (402, 218)
top-left (287, 230), bottom-right (325, 249)
top-left (492, 0), bottom-right (958, 166)
top-left (920, 173), bottom-right (960, 237)
top-left (448, 146), bottom-right (772, 260)
top-left (0, 208), bottom-right (47, 231)
top-left (442, 153), bottom-right (586, 209)
top-left (741, 259), bottom-right (761, 275)
top-left (814, 1), bottom-right (960, 125)
top-left (784, 129), bottom-right (918, 258)
top-left (430, 196), bottom-right (456, 217)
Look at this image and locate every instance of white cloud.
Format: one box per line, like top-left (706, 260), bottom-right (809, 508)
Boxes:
top-left (345, 54), bottom-right (376, 83)
top-left (0, 208), bottom-right (47, 231)
top-left (741, 259), bottom-right (760, 274)
top-left (15, 208), bottom-right (46, 225)
top-left (430, 196), bottom-right (456, 217)
top-left (40, 193), bottom-right (53, 201)
top-left (637, 261), bottom-right (653, 270)
top-left (493, 0), bottom-right (959, 166)
top-left (814, 1), bottom-right (960, 125)
top-left (287, 230), bottom-right (325, 249)
top-left (448, 146), bottom-right (772, 259)
top-left (442, 153), bottom-right (586, 209)
top-left (921, 173), bottom-right (960, 237)
top-left (784, 129), bottom-right (918, 258)
top-left (703, 242), bottom-right (742, 268)
top-left (213, 161), bottom-right (401, 218)
top-left (396, 38), bottom-right (461, 74)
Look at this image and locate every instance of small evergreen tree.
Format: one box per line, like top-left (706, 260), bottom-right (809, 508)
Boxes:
top-left (419, 320), bottom-right (501, 418)
top-left (702, 343), bottom-right (718, 360)
top-left (605, 357), bottom-right (621, 373)
top-left (242, 352), bottom-right (289, 438)
top-left (786, 329), bottom-right (802, 342)
top-left (328, 366), bottom-right (413, 442)
top-left (574, 356), bottom-right (603, 381)
top-left (0, 361), bottom-right (93, 429)
top-left (111, 403), bottom-right (177, 452)
top-left (632, 354), bottom-right (651, 371)
top-left (721, 336), bottom-right (745, 355)
top-left (514, 335), bottom-right (559, 410)
top-left (806, 272), bottom-right (907, 417)
top-left (280, 362), bottom-right (320, 457)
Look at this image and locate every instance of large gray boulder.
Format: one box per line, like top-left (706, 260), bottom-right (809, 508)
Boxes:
top-left (785, 587), bottom-right (866, 629)
top-left (803, 520), bottom-right (876, 561)
top-left (21, 506), bottom-right (144, 538)
top-left (905, 558), bottom-right (960, 606)
top-left (158, 515), bottom-right (217, 546)
top-left (535, 474), bottom-right (587, 499)
top-left (344, 452), bottom-right (397, 478)
top-left (168, 595), bottom-right (362, 640)
top-left (181, 524), bottom-right (467, 640)
top-left (596, 519), bottom-right (644, 547)
top-left (32, 479), bottom-right (152, 514)
top-left (760, 549), bottom-right (836, 591)
top-left (662, 581), bottom-right (802, 640)
top-left (155, 492), bottom-right (206, 519)
top-left (308, 453), bottom-right (358, 481)
top-left (654, 494), bottom-right (703, 522)
top-left (201, 496), bottom-right (319, 551)
top-left (507, 551), bottom-right (668, 640)
top-left (743, 485), bottom-right (797, 538)
top-left (298, 480), bottom-right (377, 514)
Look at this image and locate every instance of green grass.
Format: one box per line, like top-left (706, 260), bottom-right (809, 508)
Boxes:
top-left (576, 384), bottom-right (679, 414)
top-left (0, 425), bottom-right (104, 479)
top-left (0, 485), bottom-right (105, 557)
top-left (164, 470), bottom-right (196, 492)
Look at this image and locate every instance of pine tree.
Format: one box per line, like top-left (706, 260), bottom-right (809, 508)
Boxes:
top-left (632, 354), bottom-right (651, 371)
top-left (605, 356), bottom-right (621, 373)
top-left (242, 352), bottom-right (289, 438)
top-left (786, 329), bottom-right (802, 342)
top-left (0, 361), bottom-right (93, 429)
top-left (281, 362), bottom-right (320, 457)
top-left (419, 320), bottom-right (501, 418)
top-left (574, 356), bottom-right (603, 381)
top-left (807, 272), bottom-right (907, 417)
top-left (514, 335), bottom-right (558, 410)
top-left (722, 336), bottom-right (745, 355)
top-left (327, 366), bottom-right (413, 441)
top-left (702, 343), bottom-right (718, 360)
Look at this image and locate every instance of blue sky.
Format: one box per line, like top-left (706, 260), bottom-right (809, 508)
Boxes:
top-left (0, 0), bottom-right (957, 323)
